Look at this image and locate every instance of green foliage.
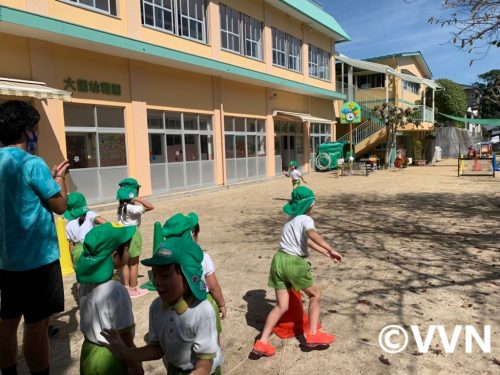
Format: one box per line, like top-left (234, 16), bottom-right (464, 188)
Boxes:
top-left (413, 139), bottom-right (423, 160)
top-left (434, 79), bottom-right (467, 126)
top-left (476, 70), bottom-right (500, 119)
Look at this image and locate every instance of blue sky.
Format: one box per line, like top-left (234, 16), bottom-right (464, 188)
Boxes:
top-left (324, 0), bottom-right (500, 84)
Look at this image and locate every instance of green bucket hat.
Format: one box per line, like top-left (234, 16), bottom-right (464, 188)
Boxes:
top-left (289, 160), bottom-right (298, 167)
top-left (162, 212), bottom-right (199, 238)
top-left (116, 187), bottom-right (137, 201)
top-left (118, 178), bottom-right (141, 190)
top-left (141, 236), bottom-right (206, 301)
top-left (76, 223), bottom-right (136, 284)
top-left (64, 192), bottom-right (89, 220)
top-left (283, 186), bottom-right (315, 216)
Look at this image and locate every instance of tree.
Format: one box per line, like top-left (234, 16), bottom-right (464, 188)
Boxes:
top-left (411, 0), bottom-right (500, 63)
top-left (373, 103), bottom-right (421, 168)
top-left (427, 79), bottom-right (468, 125)
top-left (476, 69), bottom-right (500, 118)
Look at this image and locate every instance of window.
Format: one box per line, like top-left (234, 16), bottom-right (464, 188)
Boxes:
top-left (309, 45), bottom-right (330, 80)
top-left (147, 111), bottom-right (214, 164)
top-left (357, 73), bottom-right (385, 89)
top-left (272, 28), bottom-right (301, 72)
top-left (220, 4), bottom-right (262, 60)
top-left (64, 103), bottom-right (126, 169)
top-left (64, 0), bottom-right (118, 16)
top-left (310, 123), bottom-right (331, 155)
top-left (142, 0), bottom-right (207, 43)
top-left (403, 80), bottom-right (420, 94)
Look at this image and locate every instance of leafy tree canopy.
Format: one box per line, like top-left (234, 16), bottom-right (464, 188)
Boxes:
top-left (433, 79), bottom-right (468, 125)
top-left (476, 69), bottom-right (500, 118)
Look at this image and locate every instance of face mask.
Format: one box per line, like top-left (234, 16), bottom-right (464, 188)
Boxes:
top-left (25, 130), bottom-right (38, 153)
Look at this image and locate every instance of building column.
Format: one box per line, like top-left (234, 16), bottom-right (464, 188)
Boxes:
top-left (128, 60), bottom-right (152, 196)
top-left (265, 88), bottom-right (275, 176)
top-left (212, 77), bottom-right (226, 185)
top-left (208, 0), bottom-right (222, 60)
top-left (303, 121), bottom-right (311, 173)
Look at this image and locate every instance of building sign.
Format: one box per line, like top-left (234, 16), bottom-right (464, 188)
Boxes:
top-left (340, 101), bottom-right (361, 124)
top-left (63, 77), bottom-right (121, 96)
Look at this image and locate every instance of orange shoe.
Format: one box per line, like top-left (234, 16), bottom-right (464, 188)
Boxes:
top-left (252, 340), bottom-right (276, 357)
top-left (306, 331), bottom-right (336, 347)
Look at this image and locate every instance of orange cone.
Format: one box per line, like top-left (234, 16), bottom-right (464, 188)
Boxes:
top-left (272, 289), bottom-right (320, 339)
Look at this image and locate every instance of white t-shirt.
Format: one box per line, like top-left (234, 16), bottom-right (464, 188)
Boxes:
top-left (65, 211), bottom-right (98, 244)
top-left (118, 203), bottom-right (145, 226)
top-left (149, 298), bottom-right (223, 373)
top-left (79, 279), bottom-right (135, 344)
top-left (279, 215), bottom-right (316, 257)
top-left (289, 169), bottom-right (302, 181)
top-left (201, 253), bottom-right (215, 292)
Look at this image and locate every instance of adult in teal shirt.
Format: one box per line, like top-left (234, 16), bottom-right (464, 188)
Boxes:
top-left (0, 101), bottom-right (69, 375)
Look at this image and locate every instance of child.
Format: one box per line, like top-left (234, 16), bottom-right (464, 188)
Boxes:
top-left (162, 212), bottom-right (226, 336)
top-left (252, 186), bottom-right (342, 357)
top-left (284, 160), bottom-right (306, 189)
top-left (116, 180), bottom-right (154, 298)
top-left (100, 236), bottom-right (224, 375)
top-left (76, 223), bottom-right (142, 374)
top-left (64, 192), bottom-right (107, 266)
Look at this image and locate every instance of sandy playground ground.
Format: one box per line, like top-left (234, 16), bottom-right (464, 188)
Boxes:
top-left (14, 158), bottom-right (500, 374)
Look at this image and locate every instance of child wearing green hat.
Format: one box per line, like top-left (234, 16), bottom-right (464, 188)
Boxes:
top-left (64, 192), bottom-right (107, 265)
top-left (76, 222), bottom-right (143, 375)
top-left (253, 186), bottom-right (342, 357)
top-left (162, 213), bottom-right (227, 337)
top-left (100, 236), bottom-right (223, 375)
top-left (116, 179), bottom-right (154, 298)
top-left (284, 160), bottom-right (307, 189)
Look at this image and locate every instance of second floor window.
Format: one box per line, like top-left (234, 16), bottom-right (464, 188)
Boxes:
top-left (65, 0), bottom-right (117, 16)
top-left (309, 45), bottom-right (330, 81)
top-left (142, 0), bottom-right (207, 43)
top-left (272, 28), bottom-right (301, 72)
top-left (357, 73), bottom-right (385, 89)
top-left (403, 80), bottom-right (420, 94)
top-left (220, 4), bottom-right (263, 60)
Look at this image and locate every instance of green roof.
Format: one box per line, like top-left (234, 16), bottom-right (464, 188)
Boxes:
top-left (278, 0), bottom-right (350, 42)
top-left (365, 51), bottom-right (432, 78)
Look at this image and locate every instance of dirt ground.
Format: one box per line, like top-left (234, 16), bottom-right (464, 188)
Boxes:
top-left (16, 158), bottom-right (500, 374)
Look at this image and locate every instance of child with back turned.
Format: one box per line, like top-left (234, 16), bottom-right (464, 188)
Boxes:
top-left (116, 178), bottom-right (154, 298)
top-left (76, 223), bottom-right (142, 374)
top-left (252, 186), bottom-right (342, 357)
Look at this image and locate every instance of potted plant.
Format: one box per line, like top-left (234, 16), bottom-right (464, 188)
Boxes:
top-left (413, 139), bottom-right (426, 166)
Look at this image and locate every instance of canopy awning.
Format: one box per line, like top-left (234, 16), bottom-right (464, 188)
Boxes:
top-left (438, 113), bottom-right (500, 127)
top-left (335, 55), bottom-right (443, 90)
top-left (0, 78), bottom-right (72, 101)
top-left (272, 110), bottom-right (333, 124)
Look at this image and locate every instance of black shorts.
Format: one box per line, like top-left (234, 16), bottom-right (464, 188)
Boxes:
top-left (0, 260), bottom-right (64, 324)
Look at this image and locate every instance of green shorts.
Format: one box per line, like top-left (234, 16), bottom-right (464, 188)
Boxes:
top-left (207, 294), bottom-right (222, 335)
top-left (292, 179), bottom-right (301, 188)
top-left (129, 228), bottom-right (142, 258)
top-left (268, 251), bottom-right (314, 291)
top-left (80, 339), bottom-right (127, 375)
top-left (71, 242), bottom-right (84, 266)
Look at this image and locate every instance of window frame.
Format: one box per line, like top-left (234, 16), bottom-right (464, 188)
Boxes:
top-left (220, 4), bottom-right (263, 60)
top-left (141, 0), bottom-right (207, 44)
top-left (61, 0), bottom-right (118, 17)
top-left (272, 27), bottom-right (302, 72)
top-left (308, 44), bottom-right (330, 81)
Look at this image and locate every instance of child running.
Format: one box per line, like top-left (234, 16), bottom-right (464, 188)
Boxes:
top-left (76, 223), bottom-right (142, 374)
top-left (64, 192), bottom-right (107, 266)
top-left (101, 235), bottom-right (223, 375)
top-left (284, 160), bottom-right (307, 189)
top-left (253, 186), bottom-right (342, 357)
top-left (162, 212), bottom-right (227, 337)
top-left (116, 178), bottom-right (154, 298)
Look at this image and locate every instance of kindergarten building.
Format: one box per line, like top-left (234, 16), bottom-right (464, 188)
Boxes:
top-left (0, 0), bottom-right (350, 203)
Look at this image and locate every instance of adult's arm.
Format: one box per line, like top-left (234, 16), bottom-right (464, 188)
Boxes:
top-left (46, 160), bottom-right (70, 214)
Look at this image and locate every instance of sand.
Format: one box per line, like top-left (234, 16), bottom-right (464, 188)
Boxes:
top-left (15, 158), bottom-right (500, 374)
